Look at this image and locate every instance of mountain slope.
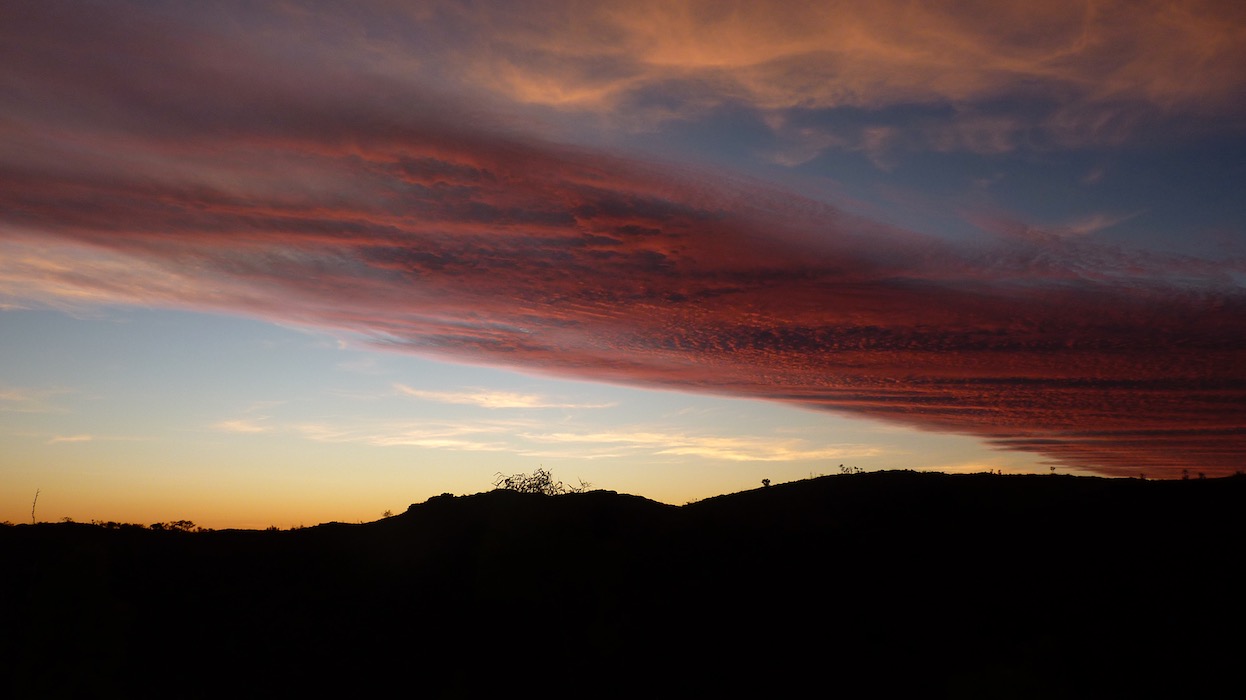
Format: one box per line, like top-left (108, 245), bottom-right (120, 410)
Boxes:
top-left (3, 472), bottom-right (1242, 698)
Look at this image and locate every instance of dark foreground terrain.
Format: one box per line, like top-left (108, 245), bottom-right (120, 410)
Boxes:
top-left (3, 471), bottom-right (1244, 698)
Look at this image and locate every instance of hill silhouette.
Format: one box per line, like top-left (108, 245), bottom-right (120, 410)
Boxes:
top-left (3, 471), bottom-right (1243, 698)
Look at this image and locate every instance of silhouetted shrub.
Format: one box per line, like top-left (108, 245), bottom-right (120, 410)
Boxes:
top-left (492, 468), bottom-right (590, 495)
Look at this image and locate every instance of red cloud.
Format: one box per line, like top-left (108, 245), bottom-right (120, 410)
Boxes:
top-left (2, 1), bottom-right (1244, 477)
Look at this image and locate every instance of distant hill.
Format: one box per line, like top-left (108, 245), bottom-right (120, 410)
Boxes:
top-left (3, 471), bottom-right (1243, 698)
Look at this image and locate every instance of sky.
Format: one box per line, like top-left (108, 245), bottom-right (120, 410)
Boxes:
top-left (2, 0), bottom-right (1244, 528)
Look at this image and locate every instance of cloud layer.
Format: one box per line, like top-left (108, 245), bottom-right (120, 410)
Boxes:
top-left (2, 1), bottom-right (1244, 476)
top-left (437, 0), bottom-right (1246, 150)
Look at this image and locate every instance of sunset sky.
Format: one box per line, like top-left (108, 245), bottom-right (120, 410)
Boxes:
top-left (3, 1), bottom-right (1244, 528)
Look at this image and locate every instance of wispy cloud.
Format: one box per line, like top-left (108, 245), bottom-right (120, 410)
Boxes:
top-left (213, 420), bottom-right (272, 434)
top-left (47, 434), bottom-right (93, 445)
top-left (294, 421), bottom-right (518, 451)
top-left (518, 429), bottom-right (878, 462)
top-left (1060, 211), bottom-right (1144, 237)
top-left (0, 386), bottom-right (71, 414)
top-left (285, 417), bottom-right (873, 464)
top-left (394, 384), bottom-right (614, 409)
top-left (211, 401), bottom-right (285, 433)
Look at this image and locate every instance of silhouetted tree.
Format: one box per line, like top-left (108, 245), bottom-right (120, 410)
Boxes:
top-left (762, 479), bottom-right (771, 488)
top-left (148, 520), bottom-right (197, 532)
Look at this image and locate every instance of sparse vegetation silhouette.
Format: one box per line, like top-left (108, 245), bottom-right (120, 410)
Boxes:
top-left (492, 467), bottom-right (591, 495)
top-left (147, 519), bottom-right (198, 532)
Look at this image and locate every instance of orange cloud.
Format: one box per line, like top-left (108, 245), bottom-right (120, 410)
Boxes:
top-left (449, 0), bottom-right (1246, 139)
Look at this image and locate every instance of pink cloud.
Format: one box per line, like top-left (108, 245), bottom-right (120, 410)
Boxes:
top-left (2, 1), bottom-right (1244, 477)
